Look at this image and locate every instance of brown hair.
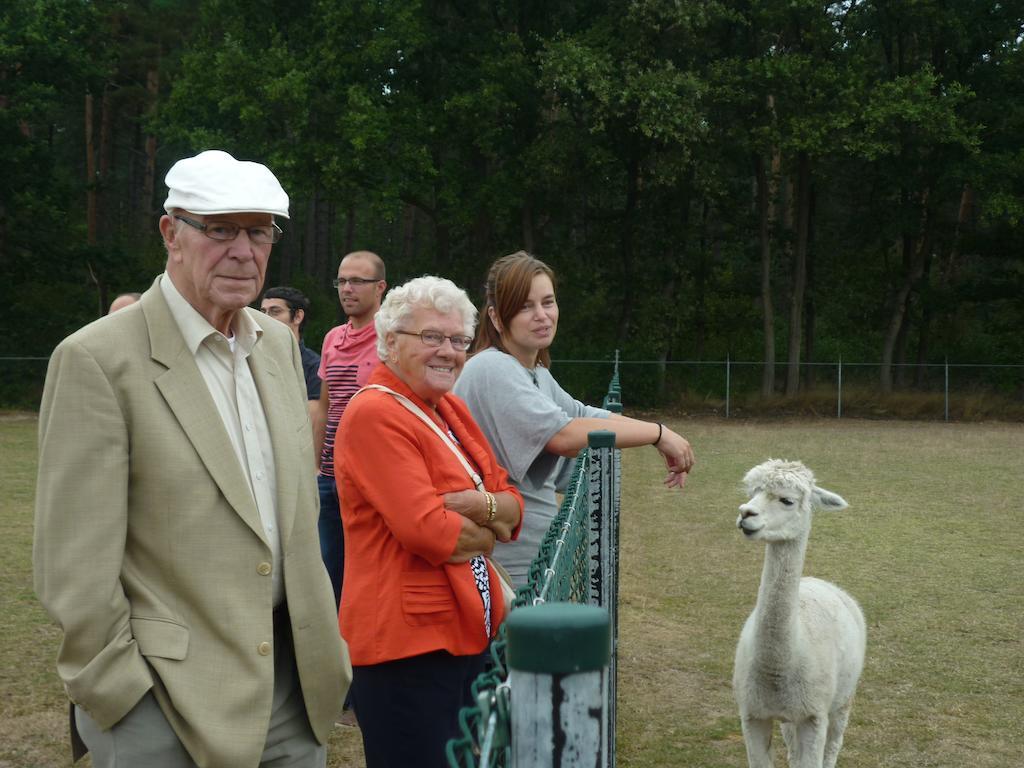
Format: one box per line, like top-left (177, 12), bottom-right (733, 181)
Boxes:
top-left (473, 250), bottom-right (556, 368)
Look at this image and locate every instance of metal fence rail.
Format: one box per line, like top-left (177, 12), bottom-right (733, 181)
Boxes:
top-left (446, 362), bottom-right (623, 768)
top-left (5, 355), bottom-right (1023, 419)
top-left (550, 358), bottom-right (1024, 420)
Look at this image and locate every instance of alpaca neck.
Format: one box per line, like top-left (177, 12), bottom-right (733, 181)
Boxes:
top-left (753, 536), bottom-right (808, 667)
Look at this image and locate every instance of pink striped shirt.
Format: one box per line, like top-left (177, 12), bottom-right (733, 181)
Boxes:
top-left (318, 321), bottom-right (380, 476)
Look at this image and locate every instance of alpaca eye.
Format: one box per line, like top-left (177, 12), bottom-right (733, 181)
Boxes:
top-left (780, 497), bottom-right (794, 506)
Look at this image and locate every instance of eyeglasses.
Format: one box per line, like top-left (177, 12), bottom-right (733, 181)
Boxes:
top-left (175, 215), bottom-right (282, 244)
top-left (332, 277), bottom-right (381, 288)
top-left (394, 329), bottom-right (473, 351)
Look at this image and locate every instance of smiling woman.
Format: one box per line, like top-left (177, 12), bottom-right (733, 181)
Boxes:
top-left (333, 275), bottom-right (524, 768)
top-left (454, 251), bottom-right (696, 587)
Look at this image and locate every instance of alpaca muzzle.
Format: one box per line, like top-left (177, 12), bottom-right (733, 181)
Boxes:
top-left (737, 507), bottom-right (762, 534)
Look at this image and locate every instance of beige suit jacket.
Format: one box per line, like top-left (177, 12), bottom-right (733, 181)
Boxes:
top-left (34, 277), bottom-right (351, 767)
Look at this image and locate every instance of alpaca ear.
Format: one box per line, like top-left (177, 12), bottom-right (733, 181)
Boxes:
top-left (811, 486), bottom-right (848, 512)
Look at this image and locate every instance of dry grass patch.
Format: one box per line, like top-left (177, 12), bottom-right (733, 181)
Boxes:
top-left (616, 418), bottom-right (1024, 767)
top-left (4, 416), bottom-right (1022, 767)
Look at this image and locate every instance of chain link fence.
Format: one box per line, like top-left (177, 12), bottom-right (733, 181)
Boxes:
top-left (445, 364), bottom-right (623, 768)
top-left (5, 356), bottom-right (1023, 419)
top-left (552, 359), bottom-right (1024, 421)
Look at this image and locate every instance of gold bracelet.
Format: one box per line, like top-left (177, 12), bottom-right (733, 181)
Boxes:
top-left (484, 491), bottom-right (497, 524)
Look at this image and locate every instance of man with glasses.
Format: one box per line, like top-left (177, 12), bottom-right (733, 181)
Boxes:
top-left (312, 251), bottom-right (387, 611)
top-left (260, 286), bottom-right (322, 409)
top-left (34, 150), bottom-right (349, 767)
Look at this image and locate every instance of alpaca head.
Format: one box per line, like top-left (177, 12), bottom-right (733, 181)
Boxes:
top-left (737, 459), bottom-right (848, 542)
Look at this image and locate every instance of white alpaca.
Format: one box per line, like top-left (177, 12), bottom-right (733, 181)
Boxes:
top-left (733, 460), bottom-right (866, 768)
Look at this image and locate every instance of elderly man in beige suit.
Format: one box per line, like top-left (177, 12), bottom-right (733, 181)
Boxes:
top-left (34, 150), bottom-right (351, 767)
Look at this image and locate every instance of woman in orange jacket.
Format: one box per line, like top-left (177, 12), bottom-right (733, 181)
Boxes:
top-left (335, 275), bottom-right (523, 768)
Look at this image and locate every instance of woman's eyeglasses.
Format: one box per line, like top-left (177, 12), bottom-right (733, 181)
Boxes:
top-left (394, 329), bottom-right (473, 351)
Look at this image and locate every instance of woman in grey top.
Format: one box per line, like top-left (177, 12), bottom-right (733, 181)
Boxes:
top-left (454, 251), bottom-right (695, 587)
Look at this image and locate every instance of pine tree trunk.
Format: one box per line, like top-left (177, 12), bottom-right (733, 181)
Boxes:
top-left (785, 152), bottom-right (811, 397)
top-left (914, 253), bottom-right (933, 388)
top-left (881, 189), bottom-right (930, 393)
top-left (344, 204), bottom-right (356, 256)
top-left (86, 92), bottom-right (97, 246)
top-left (98, 84), bottom-right (114, 240)
top-left (804, 184), bottom-right (817, 390)
top-left (694, 198), bottom-right (710, 360)
top-left (756, 153), bottom-right (775, 397)
top-left (141, 67), bottom-right (160, 235)
top-left (616, 154), bottom-right (639, 346)
top-left (522, 202), bottom-right (535, 254)
top-left (915, 183), bottom-right (972, 388)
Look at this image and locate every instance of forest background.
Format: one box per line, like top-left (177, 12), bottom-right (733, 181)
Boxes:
top-left (3, 0), bottom-right (1023, 409)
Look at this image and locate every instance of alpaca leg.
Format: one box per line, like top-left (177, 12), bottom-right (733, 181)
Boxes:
top-left (789, 716), bottom-right (828, 768)
top-left (740, 716), bottom-right (774, 768)
top-left (822, 703), bottom-right (852, 768)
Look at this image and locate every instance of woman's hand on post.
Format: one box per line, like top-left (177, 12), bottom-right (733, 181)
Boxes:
top-left (655, 426), bottom-right (695, 490)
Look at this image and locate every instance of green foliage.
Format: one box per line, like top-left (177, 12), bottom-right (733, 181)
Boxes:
top-left (3, 0), bottom-right (1024, 406)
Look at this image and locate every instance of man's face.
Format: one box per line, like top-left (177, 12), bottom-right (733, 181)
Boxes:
top-left (336, 255), bottom-right (385, 323)
top-left (161, 211), bottom-right (272, 332)
top-left (260, 298), bottom-right (301, 340)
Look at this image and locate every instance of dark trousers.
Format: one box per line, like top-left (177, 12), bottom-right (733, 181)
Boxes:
top-left (352, 651), bottom-right (487, 768)
top-left (316, 474), bottom-right (343, 608)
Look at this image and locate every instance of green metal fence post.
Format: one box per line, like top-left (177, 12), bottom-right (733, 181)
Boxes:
top-left (945, 357), bottom-right (950, 422)
top-left (603, 352), bottom-right (623, 412)
top-left (726, 355), bottom-right (731, 418)
top-left (586, 430), bottom-right (618, 766)
top-left (507, 603), bottom-right (611, 768)
top-left (837, 356), bottom-right (843, 419)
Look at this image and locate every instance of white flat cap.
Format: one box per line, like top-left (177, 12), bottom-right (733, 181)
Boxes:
top-left (163, 150), bottom-right (290, 219)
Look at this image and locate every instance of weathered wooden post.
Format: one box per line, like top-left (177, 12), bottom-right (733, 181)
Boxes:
top-left (507, 603), bottom-right (611, 768)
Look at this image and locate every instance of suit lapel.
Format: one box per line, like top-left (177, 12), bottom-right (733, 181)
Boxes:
top-left (143, 282), bottom-right (268, 545)
top-left (247, 334), bottom-right (299, 547)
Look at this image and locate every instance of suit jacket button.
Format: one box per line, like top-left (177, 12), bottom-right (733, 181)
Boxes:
top-left (257, 562), bottom-right (272, 576)
top-left (258, 641), bottom-right (272, 656)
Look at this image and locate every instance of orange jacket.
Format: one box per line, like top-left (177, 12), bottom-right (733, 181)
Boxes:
top-left (335, 365), bottom-right (523, 665)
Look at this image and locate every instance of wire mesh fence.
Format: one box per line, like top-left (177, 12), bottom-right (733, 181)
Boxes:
top-left (445, 367), bottom-right (623, 768)
top-left (552, 359), bottom-right (1024, 420)
top-left (4, 356), bottom-right (1023, 419)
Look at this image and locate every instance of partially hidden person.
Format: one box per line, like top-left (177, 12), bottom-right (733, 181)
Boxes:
top-left (260, 285), bottom-right (323, 414)
top-left (108, 292), bottom-right (141, 314)
top-left (311, 251), bottom-right (387, 609)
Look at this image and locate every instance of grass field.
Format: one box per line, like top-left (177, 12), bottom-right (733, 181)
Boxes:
top-left (2, 414), bottom-right (1021, 767)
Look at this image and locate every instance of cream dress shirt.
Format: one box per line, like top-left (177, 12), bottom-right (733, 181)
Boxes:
top-left (160, 274), bottom-right (283, 604)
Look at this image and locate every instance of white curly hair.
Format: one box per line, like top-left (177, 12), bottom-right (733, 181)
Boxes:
top-left (374, 275), bottom-right (478, 360)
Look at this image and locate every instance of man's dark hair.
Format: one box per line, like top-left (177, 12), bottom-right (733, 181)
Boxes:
top-left (262, 286), bottom-right (311, 333)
